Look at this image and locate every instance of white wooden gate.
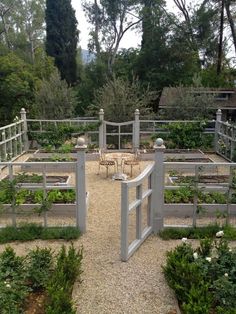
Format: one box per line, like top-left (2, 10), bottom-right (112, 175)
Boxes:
top-left (120, 139), bottom-right (165, 261)
top-left (120, 164), bottom-right (154, 261)
top-left (104, 120), bottom-right (134, 150)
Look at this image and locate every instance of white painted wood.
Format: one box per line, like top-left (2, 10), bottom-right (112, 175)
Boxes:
top-left (75, 138), bottom-right (87, 233)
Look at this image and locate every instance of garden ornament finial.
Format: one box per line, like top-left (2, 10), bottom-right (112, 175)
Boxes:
top-left (76, 137), bottom-right (85, 147)
top-left (156, 138), bottom-right (164, 147)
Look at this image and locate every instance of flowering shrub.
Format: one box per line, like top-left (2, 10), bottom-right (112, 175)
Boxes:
top-left (163, 233), bottom-right (236, 314)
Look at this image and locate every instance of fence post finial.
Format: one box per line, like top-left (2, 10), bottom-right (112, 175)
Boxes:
top-left (20, 108), bottom-right (29, 151)
top-left (75, 137), bottom-right (87, 233)
top-left (152, 137), bottom-right (165, 234)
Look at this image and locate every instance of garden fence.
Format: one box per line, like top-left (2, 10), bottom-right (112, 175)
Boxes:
top-left (215, 109), bottom-right (236, 161)
top-left (0, 108), bottom-right (218, 161)
top-left (121, 138), bottom-right (236, 261)
top-left (0, 109), bottom-right (28, 163)
top-left (0, 140), bottom-right (87, 233)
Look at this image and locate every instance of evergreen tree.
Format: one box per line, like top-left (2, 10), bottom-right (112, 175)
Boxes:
top-left (137, 0), bottom-right (200, 109)
top-left (45, 0), bottom-right (78, 85)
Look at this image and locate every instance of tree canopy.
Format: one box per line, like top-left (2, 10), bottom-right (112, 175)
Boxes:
top-left (0, 0), bottom-right (235, 125)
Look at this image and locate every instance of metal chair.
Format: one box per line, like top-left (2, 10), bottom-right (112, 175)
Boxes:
top-left (122, 150), bottom-right (141, 177)
top-left (97, 150), bottom-right (116, 178)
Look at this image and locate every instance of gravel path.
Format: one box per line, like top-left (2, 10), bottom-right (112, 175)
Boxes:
top-left (72, 161), bottom-right (180, 314)
top-left (0, 152), bottom-right (231, 313)
top-left (0, 159), bottom-right (180, 313)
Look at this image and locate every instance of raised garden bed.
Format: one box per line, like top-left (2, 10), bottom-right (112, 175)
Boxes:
top-left (140, 149), bottom-right (206, 161)
top-left (0, 190), bottom-right (89, 225)
top-left (168, 174), bottom-right (229, 185)
top-left (21, 157), bottom-right (76, 172)
top-left (32, 150), bottom-right (99, 161)
top-left (164, 156), bottom-right (215, 172)
top-left (2, 174), bottom-right (70, 186)
top-left (163, 203), bottom-right (236, 217)
top-left (163, 186), bottom-right (236, 217)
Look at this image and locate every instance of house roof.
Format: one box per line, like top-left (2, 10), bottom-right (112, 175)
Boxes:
top-left (159, 87), bottom-right (236, 110)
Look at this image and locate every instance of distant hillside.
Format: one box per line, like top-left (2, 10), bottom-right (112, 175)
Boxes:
top-left (81, 49), bottom-right (95, 63)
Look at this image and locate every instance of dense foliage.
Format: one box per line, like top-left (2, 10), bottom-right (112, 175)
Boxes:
top-left (159, 224), bottom-right (236, 240)
top-left (0, 224), bottom-right (80, 243)
top-left (0, 244), bottom-right (82, 312)
top-left (45, 0), bottom-right (78, 85)
top-left (152, 121), bottom-right (214, 149)
top-left (163, 235), bottom-right (236, 313)
top-left (0, 0), bottom-right (235, 124)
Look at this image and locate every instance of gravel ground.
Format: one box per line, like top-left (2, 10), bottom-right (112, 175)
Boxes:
top-left (71, 160), bottom-right (180, 314)
top-left (0, 152), bottom-right (229, 313)
top-left (0, 157), bottom-right (180, 314)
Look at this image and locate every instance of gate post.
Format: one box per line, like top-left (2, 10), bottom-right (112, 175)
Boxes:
top-left (133, 109), bottom-right (140, 150)
top-left (214, 109), bottom-right (222, 153)
top-left (99, 109), bottom-right (105, 150)
top-left (75, 137), bottom-right (87, 233)
top-left (20, 108), bottom-right (29, 151)
top-left (152, 138), bottom-right (165, 234)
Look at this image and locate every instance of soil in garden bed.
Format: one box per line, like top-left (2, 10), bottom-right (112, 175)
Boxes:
top-left (3, 175), bottom-right (69, 185)
top-left (27, 157), bottom-right (76, 162)
top-left (36, 148), bottom-right (98, 154)
top-left (24, 291), bottom-right (46, 314)
top-left (140, 149), bottom-right (203, 153)
top-left (165, 157), bottom-right (213, 162)
top-left (171, 175), bottom-right (229, 184)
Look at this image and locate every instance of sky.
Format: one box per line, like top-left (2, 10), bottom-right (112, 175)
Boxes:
top-left (71, 0), bottom-right (177, 50)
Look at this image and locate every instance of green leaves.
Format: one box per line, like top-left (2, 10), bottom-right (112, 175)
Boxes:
top-left (0, 244), bottom-right (83, 313)
top-left (163, 237), bottom-right (236, 313)
top-left (45, 244), bottom-right (83, 313)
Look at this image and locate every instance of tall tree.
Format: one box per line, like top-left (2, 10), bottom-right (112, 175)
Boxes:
top-left (0, 0), bottom-right (45, 62)
top-left (225, 0), bottom-right (236, 55)
top-left (83, 0), bottom-right (141, 75)
top-left (217, 0), bottom-right (225, 75)
top-left (0, 53), bottom-right (37, 124)
top-left (45, 0), bottom-right (78, 85)
top-left (137, 0), bottom-right (199, 103)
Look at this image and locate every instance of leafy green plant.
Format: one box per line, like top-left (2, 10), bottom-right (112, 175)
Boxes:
top-left (0, 224), bottom-right (80, 243)
top-left (50, 154), bottom-right (73, 162)
top-left (163, 235), bottom-right (236, 313)
top-left (152, 121), bottom-right (213, 149)
top-left (41, 227), bottom-right (80, 241)
top-left (58, 143), bottom-right (74, 153)
top-left (34, 196), bottom-right (52, 215)
top-left (0, 246), bottom-right (29, 313)
top-left (30, 123), bottom-right (100, 149)
top-left (26, 247), bottom-right (53, 290)
top-left (45, 244), bottom-right (83, 314)
top-left (164, 188), bottom-right (227, 204)
top-left (159, 224), bottom-right (236, 241)
top-left (0, 243), bottom-right (83, 313)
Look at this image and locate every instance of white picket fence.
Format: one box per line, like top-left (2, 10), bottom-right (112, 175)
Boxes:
top-left (121, 139), bottom-right (236, 261)
top-left (0, 140), bottom-right (87, 233)
top-left (0, 109), bottom-right (27, 162)
top-left (0, 108), bottom-right (217, 161)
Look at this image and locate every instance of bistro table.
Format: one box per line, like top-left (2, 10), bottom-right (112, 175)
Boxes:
top-left (104, 152), bottom-right (134, 180)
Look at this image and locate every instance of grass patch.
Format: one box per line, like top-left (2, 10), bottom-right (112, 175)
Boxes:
top-left (159, 224), bottom-right (236, 240)
top-left (0, 223), bottom-right (80, 243)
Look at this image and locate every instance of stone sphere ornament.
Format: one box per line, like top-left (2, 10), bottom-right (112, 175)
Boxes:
top-left (77, 137), bottom-right (85, 147)
top-left (156, 138), bottom-right (164, 147)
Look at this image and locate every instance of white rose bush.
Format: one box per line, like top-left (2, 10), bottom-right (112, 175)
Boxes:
top-left (163, 231), bottom-right (236, 313)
